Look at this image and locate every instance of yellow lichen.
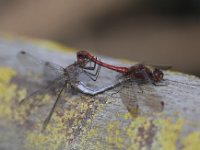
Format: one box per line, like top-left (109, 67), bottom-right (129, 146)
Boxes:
top-left (0, 66), bottom-right (66, 150)
top-left (79, 102), bottom-right (90, 113)
top-left (151, 118), bottom-right (183, 150)
top-left (80, 112), bottom-right (197, 150)
top-left (121, 111), bottom-right (135, 120)
top-left (81, 115), bottom-right (153, 150)
top-left (0, 67), bottom-right (16, 119)
top-left (12, 88), bottom-right (27, 124)
top-left (11, 72), bottom-right (100, 150)
top-left (3, 33), bottom-right (75, 52)
top-left (80, 128), bottom-right (99, 150)
top-left (105, 121), bottom-right (124, 149)
top-left (0, 67), bottom-right (16, 83)
top-left (125, 116), bottom-right (152, 150)
top-left (25, 113), bottom-right (66, 150)
top-left (182, 131), bottom-right (200, 150)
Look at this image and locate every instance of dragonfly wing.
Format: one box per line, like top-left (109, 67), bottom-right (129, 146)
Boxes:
top-left (118, 74), bottom-right (164, 116)
top-left (19, 76), bottom-right (64, 105)
top-left (119, 81), bottom-right (139, 117)
top-left (151, 65), bottom-right (172, 70)
top-left (17, 76), bottom-right (67, 130)
top-left (136, 84), bottom-right (164, 114)
top-left (141, 62), bottom-right (172, 70)
top-left (17, 51), bottom-right (64, 79)
top-left (136, 69), bottom-right (164, 114)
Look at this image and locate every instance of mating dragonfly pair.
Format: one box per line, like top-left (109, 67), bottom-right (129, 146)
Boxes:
top-left (18, 50), bottom-right (171, 130)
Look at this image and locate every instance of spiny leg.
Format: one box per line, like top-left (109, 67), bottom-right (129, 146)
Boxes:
top-left (42, 83), bottom-right (66, 131)
top-left (111, 83), bottom-right (124, 97)
top-left (83, 57), bottom-right (98, 70)
top-left (83, 63), bottom-right (101, 81)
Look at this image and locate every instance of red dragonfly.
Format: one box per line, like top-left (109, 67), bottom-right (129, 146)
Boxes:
top-left (76, 50), bottom-right (172, 115)
top-left (77, 50), bottom-right (200, 115)
top-left (77, 50), bottom-right (167, 84)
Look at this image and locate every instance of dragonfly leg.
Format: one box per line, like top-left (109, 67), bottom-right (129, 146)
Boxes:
top-left (83, 57), bottom-right (98, 70)
top-left (18, 76), bottom-right (63, 105)
top-left (111, 84), bottom-right (124, 97)
top-left (42, 83), bottom-right (66, 131)
top-left (83, 64), bottom-right (101, 81)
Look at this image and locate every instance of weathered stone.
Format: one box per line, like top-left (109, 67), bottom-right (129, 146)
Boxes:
top-left (0, 37), bottom-right (199, 150)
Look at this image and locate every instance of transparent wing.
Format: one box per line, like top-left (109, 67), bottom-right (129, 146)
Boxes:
top-left (119, 76), bottom-right (164, 116)
top-left (119, 80), bottom-right (139, 117)
top-left (136, 83), bottom-right (164, 114)
top-left (141, 62), bottom-right (172, 70)
top-left (17, 51), bottom-right (65, 78)
top-left (137, 69), bottom-right (164, 114)
top-left (17, 76), bottom-right (66, 130)
top-left (150, 65), bottom-right (172, 70)
top-left (19, 76), bottom-right (64, 105)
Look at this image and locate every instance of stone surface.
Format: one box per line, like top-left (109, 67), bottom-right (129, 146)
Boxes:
top-left (0, 37), bottom-right (200, 150)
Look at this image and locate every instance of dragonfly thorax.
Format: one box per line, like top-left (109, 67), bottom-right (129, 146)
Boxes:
top-left (126, 64), bottom-right (152, 81)
top-left (126, 64), bottom-right (164, 83)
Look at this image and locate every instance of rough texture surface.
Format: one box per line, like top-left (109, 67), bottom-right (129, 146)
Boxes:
top-left (0, 36), bottom-right (200, 150)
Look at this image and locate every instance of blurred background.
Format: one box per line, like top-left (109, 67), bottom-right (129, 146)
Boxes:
top-left (0, 0), bottom-right (200, 76)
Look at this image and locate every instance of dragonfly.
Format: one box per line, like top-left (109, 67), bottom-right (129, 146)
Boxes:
top-left (76, 50), bottom-right (177, 115)
top-left (77, 50), bottom-right (200, 115)
top-left (17, 51), bottom-right (108, 130)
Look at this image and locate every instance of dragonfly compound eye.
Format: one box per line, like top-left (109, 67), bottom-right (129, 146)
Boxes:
top-left (153, 68), bottom-right (164, 82)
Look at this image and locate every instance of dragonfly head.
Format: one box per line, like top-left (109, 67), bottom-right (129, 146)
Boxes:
top-left (152, 68), bottom-right (164, 82)
top-left (77, 50), bottom-right (90, 67)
